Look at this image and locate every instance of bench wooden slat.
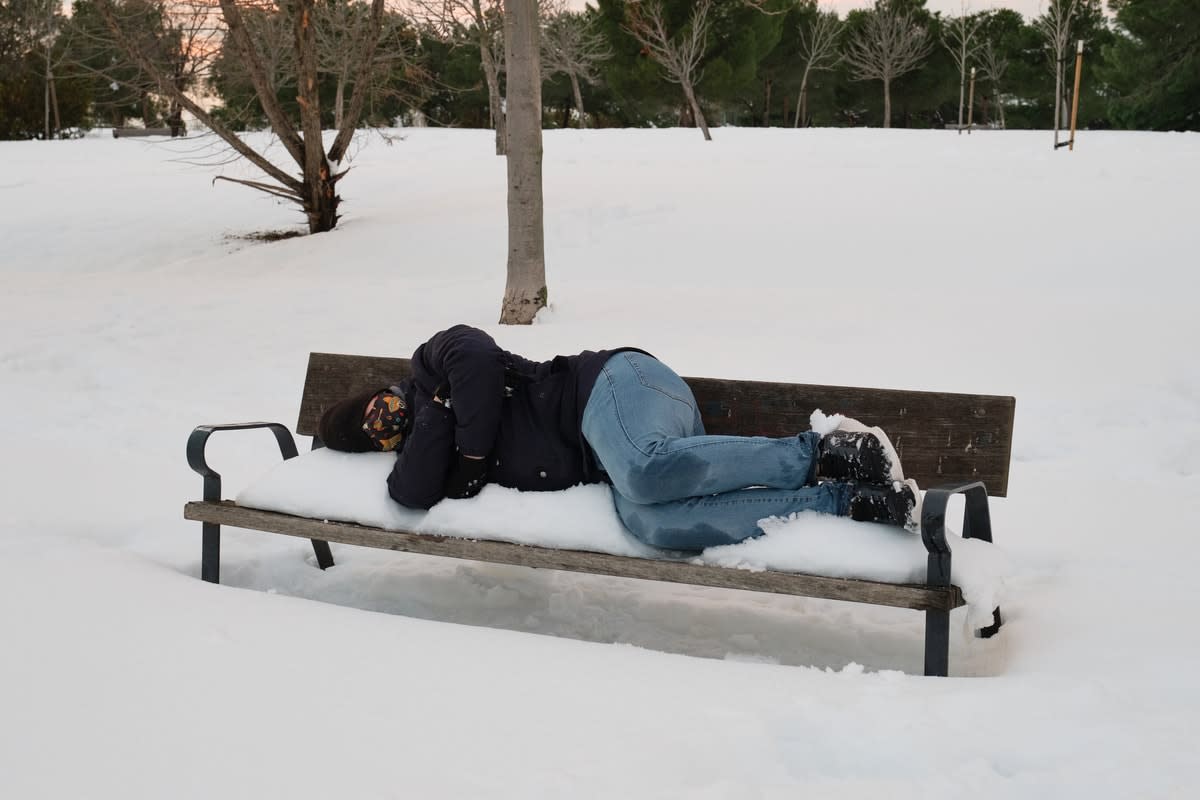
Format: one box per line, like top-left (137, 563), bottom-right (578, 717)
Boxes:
top-left (185, 500), bottom-right (965, 612)
top-left (296, 352), bottom-right (1016, 496)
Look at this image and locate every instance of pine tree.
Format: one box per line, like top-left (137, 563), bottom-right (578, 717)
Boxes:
top-left (1103, 0), bottom-right (1200, 131)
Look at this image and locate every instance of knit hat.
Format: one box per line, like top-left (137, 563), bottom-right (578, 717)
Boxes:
top-left (317, 388), bottom-right (387, 452)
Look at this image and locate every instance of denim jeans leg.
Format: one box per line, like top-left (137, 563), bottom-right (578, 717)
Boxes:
top-left (582, 352), bottom-right (821, 504)
top-left (613, 482), bottom-right (855, 551)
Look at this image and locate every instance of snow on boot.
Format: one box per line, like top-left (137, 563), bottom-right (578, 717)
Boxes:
top-left (810, 410), bottom-right (905, 482)
top-left (849, 480), bottom-right (919, 529)
top-left (818, 430), bottom-right (892, 484)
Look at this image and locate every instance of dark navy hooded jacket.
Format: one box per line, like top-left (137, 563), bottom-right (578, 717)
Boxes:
top-left (386, 324), bottom-right (643, 509)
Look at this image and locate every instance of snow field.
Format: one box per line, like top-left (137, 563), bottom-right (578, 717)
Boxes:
top-left (2, 126), bottom-right (1199, 797)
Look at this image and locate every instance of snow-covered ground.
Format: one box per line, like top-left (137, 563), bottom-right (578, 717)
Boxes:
top-left (2, 127), bottom-right (1198, 797)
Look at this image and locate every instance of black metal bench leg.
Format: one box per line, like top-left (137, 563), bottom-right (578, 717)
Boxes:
top-left (925, 609), bottom-right (950, 677)
top-left (202, 521), bottom-right (220, 584)
top-left (311, 539), bottom-right (334, 570)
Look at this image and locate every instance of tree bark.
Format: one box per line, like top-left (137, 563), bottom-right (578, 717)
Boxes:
top-left (50, 74), bottom-right (60, 134)
top-left (682, 81), bottom-right (711, 141)
top-left (295, 0), bottom-right (338, 233)
top-left (883, 77), bottom-right (891, 129)
top-left (762, 78), bottom-right (771, 127)
top-left (499, 0), bottom-right (547, 324)
top-left (1053, 59), bottom-right (1063, 145)
top-left (569, 72), bottom-right (586, 128)
top-left (958, 67), bottom-right (966, 130)
top-left (474, 0), bottom-right (506, 156)
top-left (335, 67), bottom-right (346, 130)
top-left (795, 67), bottom-right (811, 128)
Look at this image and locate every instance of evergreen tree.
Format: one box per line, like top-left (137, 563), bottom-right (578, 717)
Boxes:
top-left (1103, 0), bottom-right (1200, 131)
top-left (1, 0), bottom-right (91, 138)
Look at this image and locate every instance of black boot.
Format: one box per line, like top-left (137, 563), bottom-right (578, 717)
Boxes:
top-left (849, 482), bottom-right (918, 528)
top-left (818, 430), bottom-right (892, 484)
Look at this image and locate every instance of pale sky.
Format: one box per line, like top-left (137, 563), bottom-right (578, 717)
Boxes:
top-left (567, 1), bottom-right (1052, 21)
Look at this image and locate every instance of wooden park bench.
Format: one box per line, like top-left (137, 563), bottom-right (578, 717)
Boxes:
top-left (185, 352), bottom-right (1015, 676)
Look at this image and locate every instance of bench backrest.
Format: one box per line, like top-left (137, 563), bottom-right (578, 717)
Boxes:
top-left (298, 353), bottom-right (1016, 496)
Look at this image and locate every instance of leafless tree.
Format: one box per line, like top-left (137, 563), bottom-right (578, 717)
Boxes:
top-left (978, 37), bottom-right (1008, 129)
top-left (540, 0), bottom-right (610, 128)
top-left (623, 0), bottom-right (714, 141)
top-left (499, 0), bottom-right (545, 324)
top-left (314, 2), bottom-right (419, 130)
top-left (843, 0), bottom-right (933, 128)
top-left (208, 3), bottom-right (296, 126)
top-left (793, 3), bottom-right (840, 128)
top-left (95, 0), bottom-right (386, 233)
top-left (26, 0), bottom-right (62, 138)
top-left (63, 0), bottom-right (225, 132)
top-left (942, 3), bottom-right (983, 132)
top-left (410, 0), bottom-right (508, 154)
top-left (1034, 0), bottom-right (1078, 147)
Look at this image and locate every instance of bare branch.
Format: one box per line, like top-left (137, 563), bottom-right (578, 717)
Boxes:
top-left (623, 0), bottom-right (714, 139)
top-left (942, 3), bottom-right (985, 129)
top-left (213, 175), bottom-right (303, 201)
top-left (793, 3), bottom-right (841, 127)
top-left (328, 0), bottom-right (388, 163)
top-left (843, 0), bottom-right (933, 127)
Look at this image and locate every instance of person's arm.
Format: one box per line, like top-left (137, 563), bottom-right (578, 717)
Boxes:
top-left (416, 325), bottom-right (508, 458)
top-left (386, 402), bottom-right (456, 510)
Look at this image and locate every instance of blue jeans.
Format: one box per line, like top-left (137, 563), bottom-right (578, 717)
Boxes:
top-left (582, 352), bottom-right (853, 551)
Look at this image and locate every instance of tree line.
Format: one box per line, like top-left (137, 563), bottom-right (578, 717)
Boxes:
top-left (2, 0), bottom-right (1197, 143)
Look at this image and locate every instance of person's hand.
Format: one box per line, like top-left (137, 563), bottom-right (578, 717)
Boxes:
top-left (444, 453), bottom-right (488, 499)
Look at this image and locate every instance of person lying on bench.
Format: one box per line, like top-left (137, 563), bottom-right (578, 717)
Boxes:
top-left (318, 324), bottom-right (919, 551)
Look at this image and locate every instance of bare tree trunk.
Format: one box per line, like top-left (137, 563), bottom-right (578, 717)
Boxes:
top-left (43, 0), bottom-right (53, 139)
top-left (335, 68), bottom-right (346, 130)
top-left (882, 77), bottom-right (891, 128)
top-left (682, 81), bottom-right (711, 140)
top-left (995, 85), bottom-right (1006, 129)
top-left (569, 72), bottom-right (586, 128)
top-left (50, 75), bottom-right (60, 133)
top-left (958, 66), bottom-right (966, 130)
top-left (472, 0), bottom-right (507, 156)
top-left (499, 0), bottom-right (546, 324)
top-left (794, 67), bottom-right (811, 128)
top-left (44, 51), bottom-right (52, 139)
top-left (1053, 59), bottom-right (1062, 145)
top-left (762, 78), bottom-right (771, 127)
top-left (295, 0), bottom-right (337, 233)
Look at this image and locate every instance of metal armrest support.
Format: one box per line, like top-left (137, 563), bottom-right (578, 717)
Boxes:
top-left (186, 422), bottom-right (314, 584)
top-left (187, 422), bottom-right (298, 502)
top-left (920, 480), bottom-right (1002, 640)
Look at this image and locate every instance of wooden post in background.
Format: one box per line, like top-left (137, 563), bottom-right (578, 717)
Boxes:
top-left (1068, 40), bottom-right (1084, 151)
top-left (967, 67), bottom-right (976, 134)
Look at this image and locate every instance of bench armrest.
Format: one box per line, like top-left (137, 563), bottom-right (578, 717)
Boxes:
top-left (920, 480), bottom-right (993, 558)
top-left (187, 422), bottom-right (298, 502)
top-left (920, 480), bottom-right (1002, 638)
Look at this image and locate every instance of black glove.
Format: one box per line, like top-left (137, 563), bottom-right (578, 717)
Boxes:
top-left (444, 453), bottom-right (488, 500)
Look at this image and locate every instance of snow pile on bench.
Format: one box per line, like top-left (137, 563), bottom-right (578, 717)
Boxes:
top-left (237, 448), bottom-right (1009, 626)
